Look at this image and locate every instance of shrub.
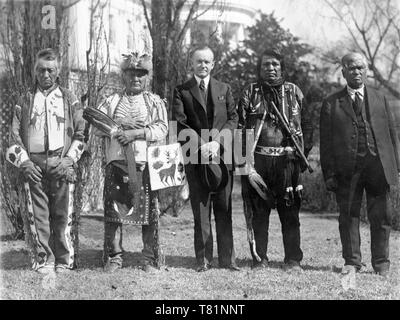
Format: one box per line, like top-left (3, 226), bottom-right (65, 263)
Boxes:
top-left (301, 156), bottom-right (337, 213)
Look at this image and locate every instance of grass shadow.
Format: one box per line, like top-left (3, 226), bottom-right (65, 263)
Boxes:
top-left (77, 248), bottom-right (104, 269)
top-left (164, 256), bottom-right (260, 271)
top-left (77, 249), bottom-right (157, 270)
top-left (164, 254), bottom-right (197, 269)
top-left (0, 249), bottom-right (31, 270)
top-left (301, 264), bottom-right (334, 272)
top-left (233, 258), bottom-right (335, 273)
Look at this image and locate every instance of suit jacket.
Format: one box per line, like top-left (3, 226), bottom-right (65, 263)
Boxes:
top-left (172, 76), bottom-right (238, 169)
top-left (320, 86), bottom-right (400, 186)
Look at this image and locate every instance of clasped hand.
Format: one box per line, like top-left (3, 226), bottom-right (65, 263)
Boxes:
top-left (47, 156), bottom-right (75, 181)
top-left (114, 129), bottom-right (142, 146)
top-left (20, 160), bottom-right (42, 183)
top-left (113, 116), bottom-right (145, 146)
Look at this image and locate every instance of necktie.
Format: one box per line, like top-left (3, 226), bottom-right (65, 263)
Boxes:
top-left (199, 79), bottom-right (207, 103)
top-left (353, 91), bottom-right (362, 115)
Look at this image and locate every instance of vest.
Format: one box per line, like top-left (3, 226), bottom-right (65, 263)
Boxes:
top-left (206, 86), bottom-right (214, 130)
top-left (353, 96), bottom-right (377, 157)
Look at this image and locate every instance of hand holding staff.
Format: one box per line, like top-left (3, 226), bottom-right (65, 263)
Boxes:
top-left (269, 99), bottom-right (313, 173)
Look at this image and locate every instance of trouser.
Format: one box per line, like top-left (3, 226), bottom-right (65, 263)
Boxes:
top-left (27, 175), bottom-right (75, 269)
top-left (104, 221), bottom-right (159, 264)
top-left (242, 153), bottom-right (303, 264)
top-left (335, 152), bottom-right (391, 272)
top-left (103, 164), bottom-right (160, 265)
top-left (186, 164), bottom-right (236, 267)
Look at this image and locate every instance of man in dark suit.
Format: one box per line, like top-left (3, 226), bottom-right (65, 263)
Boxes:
top-left (320, 52), bottom-right (400, 277)
top-left (172, 46), bottom-right (239, 272)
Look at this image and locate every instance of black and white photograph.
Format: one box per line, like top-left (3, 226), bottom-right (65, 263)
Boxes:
top-left (0, 0), bottom-right (399, 306)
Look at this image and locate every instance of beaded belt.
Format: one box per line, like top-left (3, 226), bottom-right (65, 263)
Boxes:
top-left (255, 146), bottom-right (285, 156)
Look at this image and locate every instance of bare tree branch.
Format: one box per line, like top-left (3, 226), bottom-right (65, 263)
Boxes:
top-left (193, 0), bottom-right (219, 20)
top-left (324, 0), bottom-right (400, 98)
top-left (386, 52), bottom-right (400, 82)
top-left (176, 0), bottom-right (200, 43)
top-left (171, 0), bottom-right (186, 29)
top-left (364, 1), bottom-right (379, 34)
top-left (371, 64), bottom-right (400, 98)
top-left (371, 17), bottom-right (393, 60)
top-left (61, 0), bottom-right (81, 10)
top-left (324, 0), bottom-right (365, 53)
top-left (140, 0), bottom-right (153, 35)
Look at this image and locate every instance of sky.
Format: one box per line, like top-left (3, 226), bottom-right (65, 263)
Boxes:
top-left (247, 0), bottom-right (347, 48)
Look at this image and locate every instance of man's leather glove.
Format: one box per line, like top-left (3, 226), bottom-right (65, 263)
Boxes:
top-left (20, 160), bottom-right (42, 183)
top-left (325, 176), bottom-right (338, 192)
top-left (48, 156), bottom-right (74, 181)
top-left (248, 168), bottom-right (269, 200)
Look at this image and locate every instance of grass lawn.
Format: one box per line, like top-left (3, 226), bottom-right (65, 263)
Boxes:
top-left (1, 198), bottom-right (399, 300)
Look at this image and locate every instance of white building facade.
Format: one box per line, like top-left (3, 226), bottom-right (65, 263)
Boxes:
top-left (67, 0), bottom-right (151, 73)
top-left (66, 0), bottom-right (257, 73)
top-left (182, 0), bottom-right (257, 48)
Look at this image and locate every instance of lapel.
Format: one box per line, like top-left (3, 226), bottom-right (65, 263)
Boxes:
top-left (365, 86), bottom-right (378, 121)
top-left (209, 77), bottom-right (219, 107)
top-left (209, 77), bottom-right (220, 120)
top-left (188, 77), bottom-right (206, 112)
top-left (338, 87), bottom-right (356, 122)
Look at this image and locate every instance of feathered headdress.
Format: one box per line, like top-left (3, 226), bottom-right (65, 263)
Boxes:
top-left (120, 51), bottom-right (152, 73)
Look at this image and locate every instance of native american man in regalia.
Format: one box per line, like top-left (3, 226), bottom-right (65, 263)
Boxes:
top-left (6, 48), bottom-right (86, 274)
top-left (237, 48), bottom-right (313, 271)
top-left (93, 52), bottom-right (168, 273)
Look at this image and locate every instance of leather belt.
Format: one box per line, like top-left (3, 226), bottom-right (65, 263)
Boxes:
top-left (30, 147), bottom-right (63, 157)
top-left (255, 146), bottom-right (285, 156)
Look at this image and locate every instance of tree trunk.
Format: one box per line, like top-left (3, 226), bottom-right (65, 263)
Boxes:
top-left (151, 0), bottom-right (170, 100)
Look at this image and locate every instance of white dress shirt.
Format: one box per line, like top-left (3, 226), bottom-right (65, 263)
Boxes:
top-left (194, 74), bottom-right (210, 89)
top-left (347, 84), bottom-right (365, 102)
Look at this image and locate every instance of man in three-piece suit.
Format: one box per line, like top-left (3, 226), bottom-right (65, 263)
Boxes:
top-left (320, 52), bottom-right (400, 277)
top-left (172, 46), bottom-right (240, 272)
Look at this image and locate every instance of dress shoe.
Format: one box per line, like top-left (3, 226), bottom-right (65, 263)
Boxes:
top-left (55, 264), bottom-right (72, 274)
top-left (283, 261), bottom-right (303, 272)
top-left (252, 259), bottom-right (269, 270)
top-left (143, 262), bottom-right (158, 273)
top-left (37, 263), bottom-right (55, 274)
top-left (196, 263), bottom-right (211, 272)
top-left (104, 255), bottom-right (122, 273)
top-left (341, 265), bottom-right (357, 275)
top-left (375, 269), bottom-right (389, 278)
top-left (220, 264), bottom-right (241, 271)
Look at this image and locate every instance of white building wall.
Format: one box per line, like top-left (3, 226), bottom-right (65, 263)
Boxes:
top-left (181, 0), bottom-right (257, 48)
top-left (66, 0), bottom-right (255, 72)
top-left (67, 0), bottom-right (151, 73)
